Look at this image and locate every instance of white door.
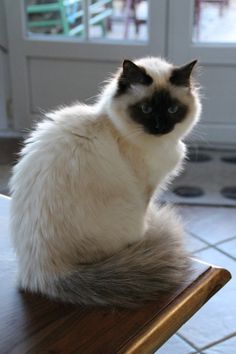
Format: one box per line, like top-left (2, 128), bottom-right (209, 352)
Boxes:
top-left (168, 0), bottom-right (236, 146)
top-left (5, 0), bottom-right (168, 130)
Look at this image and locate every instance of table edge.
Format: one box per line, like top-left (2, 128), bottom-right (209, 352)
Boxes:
top-left (119, 266), bottom-right (231, 354)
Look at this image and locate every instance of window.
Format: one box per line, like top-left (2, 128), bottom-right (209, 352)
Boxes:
top-left (193, 0), bottom-right (236, 43)
top-left (25, 0), bottom-right (149, 42)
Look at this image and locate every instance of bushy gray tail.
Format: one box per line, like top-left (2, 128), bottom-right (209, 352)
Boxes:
top-left (46, 206), bottom-right (191, 308)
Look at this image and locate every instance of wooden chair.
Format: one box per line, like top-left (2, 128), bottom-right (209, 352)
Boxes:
top-left (0, 194), bottom-right (231, 353)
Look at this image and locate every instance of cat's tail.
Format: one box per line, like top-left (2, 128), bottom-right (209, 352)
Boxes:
top-left (46, 205), bottom-right (191, 307)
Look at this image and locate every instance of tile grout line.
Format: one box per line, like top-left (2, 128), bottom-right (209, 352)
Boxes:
top-left (179, 331), bottom-right (236, 354)
top-left (182, 230), bottom-right (236, 352)
top-left (195, 244), bottom-right (236, 262)
top-left (192, 245), bottom-right (210, 254)
top-left (198, 331), bottom-right (236, 352)
top-left (215, 235), bottom-right (236, 245)
top-left (187, 231), bottom-right (236, 260)
top-left (214, 245), bottom-right (236, 261)
top-left (187, 232), bottom-right (211, 253)
top-left (176, 333), bottom-right (200, 352)
top-left (187, 231), bottom-right (213, 247)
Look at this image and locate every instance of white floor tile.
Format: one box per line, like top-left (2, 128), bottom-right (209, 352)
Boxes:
top-left (186, 234), bottom-right (208, 253)
top-left (155, 334), bottom-right (195, 354)
top-left (178, 206), bottom-right (236, 244)
top-left (202, 335), bottom-right (236, 354)
top-left (178, 248), bottom-right (235, 349)
top-left (217, 238), bottom-right (236, 260)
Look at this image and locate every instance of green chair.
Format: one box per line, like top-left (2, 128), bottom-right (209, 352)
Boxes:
top-left (26, 0), bottom-right (113, 37)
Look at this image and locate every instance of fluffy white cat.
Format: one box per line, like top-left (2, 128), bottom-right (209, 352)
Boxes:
top-left (10, 57), bottom-right (201, 307)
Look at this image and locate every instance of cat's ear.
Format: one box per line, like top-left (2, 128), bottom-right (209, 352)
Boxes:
top-left (122, 60), bottom-right (153, 86)
top-left (116, 60), bottom-right (153, 96)
top-left (170, 60), bottom-right (198, 87)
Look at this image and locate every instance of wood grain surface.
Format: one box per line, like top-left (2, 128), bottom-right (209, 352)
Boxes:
top-left (0, 195), bottom-right (231, 354)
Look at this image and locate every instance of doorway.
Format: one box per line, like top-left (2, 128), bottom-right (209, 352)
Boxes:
top-left (3, 0), bottom-right (236, 145)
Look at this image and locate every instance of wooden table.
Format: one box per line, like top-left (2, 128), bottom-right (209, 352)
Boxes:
top-left (0, 194), bottom-right (231, 354)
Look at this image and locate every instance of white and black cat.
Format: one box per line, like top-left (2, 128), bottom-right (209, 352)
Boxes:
top-left (10, 57), bottom-right (201, 307)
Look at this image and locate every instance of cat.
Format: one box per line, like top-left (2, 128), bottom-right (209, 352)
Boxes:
top-left (9, 57), bottom-right (201, 307)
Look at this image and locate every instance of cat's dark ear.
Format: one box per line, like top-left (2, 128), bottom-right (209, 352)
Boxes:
top-left (122, 60), bottom-right (153, 85)
top-left (170, 60), bottom-right (198, 87)
top-left (116, 60), bottom-right (153, 95)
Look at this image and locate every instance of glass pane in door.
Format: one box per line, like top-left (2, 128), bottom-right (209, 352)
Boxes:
top-left (89, 0), bottom-right (148, 41)
top-left (25, 0), bottom-right (149, 41)
top-left (25, 0), bottom-right (85, 37)
top-left (193, 0), bottom-right (236, 43)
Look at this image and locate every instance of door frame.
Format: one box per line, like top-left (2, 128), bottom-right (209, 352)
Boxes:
top-left (168, 0), bottom-right (236, 146)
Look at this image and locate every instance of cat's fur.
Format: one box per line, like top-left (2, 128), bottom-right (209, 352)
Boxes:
top-left (10, 57), bottom-right (201, 307)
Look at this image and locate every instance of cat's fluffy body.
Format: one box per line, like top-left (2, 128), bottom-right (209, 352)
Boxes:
top-left (10, 57), bottom-right (201, 307)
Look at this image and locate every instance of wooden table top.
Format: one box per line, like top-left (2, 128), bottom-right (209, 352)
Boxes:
top-left (0, 195), bottom-right (231, 354)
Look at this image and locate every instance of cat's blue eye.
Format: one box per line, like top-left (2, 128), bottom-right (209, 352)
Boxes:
top-left (168, 105), bottom-right (179, 114)
top-left (141, 104), bottom-right (152, 114)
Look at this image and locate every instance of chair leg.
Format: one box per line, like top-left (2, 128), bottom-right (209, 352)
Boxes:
top-left (124, 0), bottom-right (132, 39)
top-left (58, 0), bottom-right (69, 34)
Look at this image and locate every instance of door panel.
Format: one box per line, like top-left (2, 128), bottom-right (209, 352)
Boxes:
top-left (5, 0), bottom-right (168, 130)
top-left (29, 58), bottom-right (118, 112)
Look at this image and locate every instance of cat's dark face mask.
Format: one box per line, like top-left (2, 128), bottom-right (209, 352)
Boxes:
top-left (117, 59), bottom-right (197, 136)
top-left (129, 89), bottom-right (189, 135)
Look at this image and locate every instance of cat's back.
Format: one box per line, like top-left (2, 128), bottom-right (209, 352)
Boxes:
top-left (10, 105), bottom-right (93, 192)
top-left (10, 103), bottom-right (141, 218)
top-left (10, 104), bottom-right (145, 265)
top-left (10, 104), bottom-right (128, 194)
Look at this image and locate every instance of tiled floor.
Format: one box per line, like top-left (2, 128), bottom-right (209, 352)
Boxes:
top-left (158, 205), bottom-right (236, 354)
top-left (0, 139), bottom-right (235, 354)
